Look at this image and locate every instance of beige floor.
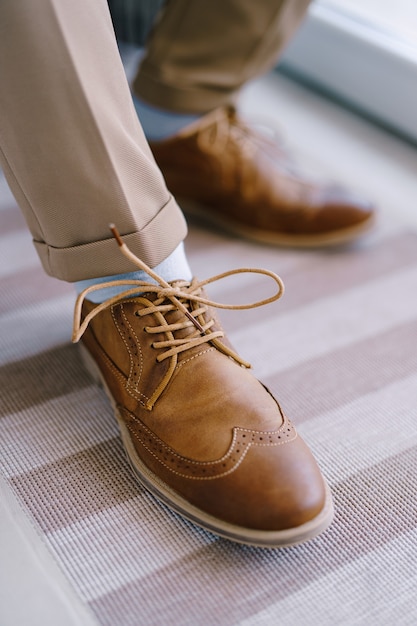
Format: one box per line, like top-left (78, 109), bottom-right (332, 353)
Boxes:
top-left (1, 70), bottom-right (417, 626)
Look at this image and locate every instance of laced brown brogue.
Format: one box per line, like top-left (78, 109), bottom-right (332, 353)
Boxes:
top-left (72, 228), bottom-right (333, 547)
top-left (150, 106), bottom-right (376, 247)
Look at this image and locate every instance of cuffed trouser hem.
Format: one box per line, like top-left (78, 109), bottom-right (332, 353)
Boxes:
top-left (0, 0), bottom-right (189, 284)
top-left (34, 195), bottom-right (188, 282)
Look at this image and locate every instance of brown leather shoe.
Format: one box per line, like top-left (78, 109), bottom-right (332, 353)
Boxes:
top-left (72, 232), bottom-right (333, 547)
top-left (150, 106), bottom-right (375, 247)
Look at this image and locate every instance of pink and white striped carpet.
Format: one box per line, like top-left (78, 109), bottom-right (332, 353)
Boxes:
top-left (1, 173), bottom-right (417, 625)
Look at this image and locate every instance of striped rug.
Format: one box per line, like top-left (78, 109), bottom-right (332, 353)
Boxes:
top-left (1, 172), bottom-right (417, 625)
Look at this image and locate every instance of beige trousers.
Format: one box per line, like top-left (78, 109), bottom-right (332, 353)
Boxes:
top-left (134, 0), bottom-right (311, 113)
top-left (0, 0), bottom-right (309, 282)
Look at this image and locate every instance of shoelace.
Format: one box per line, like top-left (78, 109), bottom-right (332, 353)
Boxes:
top-left (72, 225), bottom-right (285, 369)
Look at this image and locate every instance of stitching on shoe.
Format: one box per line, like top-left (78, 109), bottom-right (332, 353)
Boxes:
top-left (111, 305), bottom-right (150, 405)
top-left (176, 347), bottom-right (216, 369)
top-left (122, 409), bottom-right (297, 480)
top-left (120, 306), bottom-right (145, 392)
top-left (92, 341), bottom-right (149, 406)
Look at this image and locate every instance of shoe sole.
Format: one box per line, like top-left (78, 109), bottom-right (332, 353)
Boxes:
top-left (80, 343), bottom-right (334, 548)
top-left (180, 198), bottom-right (376, 248)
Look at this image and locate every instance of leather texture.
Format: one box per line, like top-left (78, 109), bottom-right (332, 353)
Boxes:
top-left (79, 282), bottom-right (332, 544)
top-left (150, 106), bottom-right (376, 247)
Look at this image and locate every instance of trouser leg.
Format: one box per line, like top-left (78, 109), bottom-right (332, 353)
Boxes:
top-left (0, 0), bottom-right (187, 282)
top-left (133, 0), bottom-right (311, 113)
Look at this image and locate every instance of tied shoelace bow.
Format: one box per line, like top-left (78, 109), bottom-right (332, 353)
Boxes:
top-left (72, 225), bottom-right (285, 369)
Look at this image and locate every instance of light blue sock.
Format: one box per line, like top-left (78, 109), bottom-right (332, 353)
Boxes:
top-left (133, 95), bottom-right (201, 141)
top-left (75, 243), bottom-right (192, 304)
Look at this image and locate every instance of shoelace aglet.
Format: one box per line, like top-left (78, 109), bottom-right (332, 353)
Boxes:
top-left (183, 309), bottom-right (205, 333)
top-left (109, 223), bottom-right (124, 247)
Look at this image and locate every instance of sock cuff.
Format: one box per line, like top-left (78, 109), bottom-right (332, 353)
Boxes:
top-left (133, 95), bottom-right (200, 141)
top-left (74, 242), bottom-right (192, 303)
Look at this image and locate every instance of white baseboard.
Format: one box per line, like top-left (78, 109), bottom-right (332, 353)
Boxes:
top-left (280, 2), bottom-right (417, 143)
